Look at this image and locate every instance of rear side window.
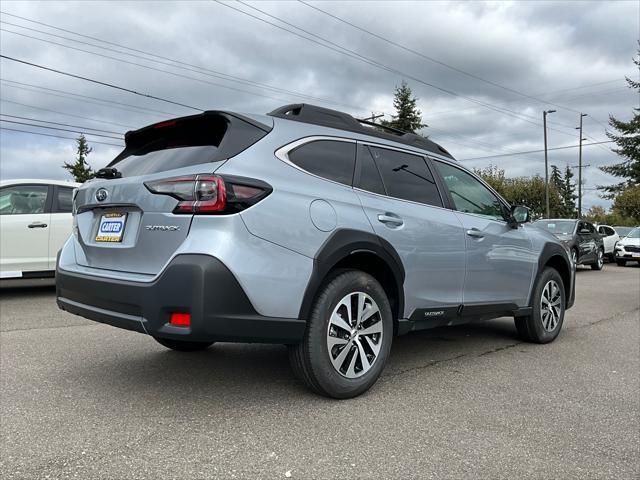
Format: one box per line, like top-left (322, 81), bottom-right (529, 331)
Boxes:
top-left (288, 140), bottom-right (356, 186)
top-left (368, 146), bottom-right (442, 207)
top-left (54, 187), bottom-right (74, 213)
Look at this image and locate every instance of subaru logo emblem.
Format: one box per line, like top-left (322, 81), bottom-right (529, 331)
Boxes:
top-left (95, 188), bottom-right (108, 202)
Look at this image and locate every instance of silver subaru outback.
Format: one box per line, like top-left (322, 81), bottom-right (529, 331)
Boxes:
top-left (56, 104), bottom-right (575, 398)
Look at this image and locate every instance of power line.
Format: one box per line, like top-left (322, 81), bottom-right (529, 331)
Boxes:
top-left (216, 1), bottom-right (586, 140)
top-left (0, 26), bottom-right (304, 108)
top-left (1, 78), bottom-right (179, 117)
top-left (0, 119), bottom-right (123, 139)
top-left (298, 0), bottom-right (584, 115)
top-left (0, 10), bottom-right (364, 111)
top-left (0, 114), bottom-right (124, 135)
top-left (0, 126), bottom-right (124, 147)
top-left (426, 79), bottom-right (625, 118)
top-left (1, 98), bottom-right (137, 129)
top-left (0, 54), bottom-right (202, 111)
top-left (458, 140), bottom-right (614, 161)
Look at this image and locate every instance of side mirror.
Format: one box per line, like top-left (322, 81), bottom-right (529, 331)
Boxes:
top-left (509, 205), bottom-right (530, 227)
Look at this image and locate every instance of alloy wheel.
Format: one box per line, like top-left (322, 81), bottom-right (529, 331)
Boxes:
top-left (597, 249), bottom-right (603, 268)
top-left (540, 280), bottom-right (562, 332)
top-left (326, 292), bottom-right (383, 378)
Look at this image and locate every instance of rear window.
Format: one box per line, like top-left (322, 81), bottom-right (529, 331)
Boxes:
top-left (108, 113), bottom-right (269, 177)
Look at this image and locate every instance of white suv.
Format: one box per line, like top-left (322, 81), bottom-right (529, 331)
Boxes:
top-left (0, 179), bottom-right (79, 281)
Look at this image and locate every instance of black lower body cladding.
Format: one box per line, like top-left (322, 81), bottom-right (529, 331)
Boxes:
top-left (56, 254), bottom-right (306, 344)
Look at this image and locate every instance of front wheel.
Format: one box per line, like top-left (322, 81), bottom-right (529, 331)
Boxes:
top-left (590, 249), bottom-right (604, 270)
top-left (515, 267), bottom-right (566, 344)
top-left (288, 270), bottom-right (393, 399)
top-left (153, 337), bottom-right (214, 352)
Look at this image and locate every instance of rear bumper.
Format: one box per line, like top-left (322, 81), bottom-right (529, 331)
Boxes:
top-left (56, 254), bottom-right (306, 344)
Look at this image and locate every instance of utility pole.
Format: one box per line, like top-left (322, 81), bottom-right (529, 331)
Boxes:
top-left (543, 110), bottom-right (556, 218)
top-left (360, 113), bottom-right (384, 123)
top-left (576, 113), bottom-right (587, 218)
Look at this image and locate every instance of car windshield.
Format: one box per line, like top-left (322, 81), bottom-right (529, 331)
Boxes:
top-left (616, 227), bottom-right (634, 237)
top-left (623, 227), bottom-right (640, 239)
top-left (533, 220), bottom-right (576, 236)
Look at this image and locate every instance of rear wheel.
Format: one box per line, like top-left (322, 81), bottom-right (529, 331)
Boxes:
top-left (590, 249), bottom-right (604, 270)
top-left (515, 267), bottom-right (566, 344)
top-left (153, 337), bottom-right (214, 352)
top-left (288, 270), bottom-right (393, 399)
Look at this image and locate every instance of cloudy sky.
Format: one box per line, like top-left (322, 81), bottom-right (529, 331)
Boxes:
top-left (0, 0), bottom-right (638, 210)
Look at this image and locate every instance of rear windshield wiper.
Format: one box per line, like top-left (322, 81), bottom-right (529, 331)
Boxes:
top-left (96, 167), bottom-right (122, 179)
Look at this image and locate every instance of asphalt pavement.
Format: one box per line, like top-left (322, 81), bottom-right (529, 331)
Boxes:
top-left (1, 263), bottom-right (638, 479)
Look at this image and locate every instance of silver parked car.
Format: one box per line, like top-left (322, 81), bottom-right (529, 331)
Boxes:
top-left (56, 104), bottom-right (575, 398)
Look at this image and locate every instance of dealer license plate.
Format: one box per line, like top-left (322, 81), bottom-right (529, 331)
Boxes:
top-left (95, 212), bottom-right (127, 242)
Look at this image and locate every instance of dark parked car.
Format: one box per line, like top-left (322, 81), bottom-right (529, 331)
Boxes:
top-left (533, 219), bottom-right (604, 270)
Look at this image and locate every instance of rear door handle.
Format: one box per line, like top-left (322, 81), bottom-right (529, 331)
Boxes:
top-left (28, 222), bottom-right (48, 229)
top-left (466, 228), bottom-right (484, 238)
top-left (377, 214), bottom-right (404, 227)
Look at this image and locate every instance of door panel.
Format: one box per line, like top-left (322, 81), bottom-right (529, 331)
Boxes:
top-left (0, 184), bottom-right (51, 276)
top-left (357, 190), bottom-right (466, 314)
top-left (432, 160), bottom-right (535, 307)
top-left (455, 213), bottom-right (536, 306)
top-left (354, 144), bottom-right (465, 316)
top-left (577, 221), bottom-right (597, 263)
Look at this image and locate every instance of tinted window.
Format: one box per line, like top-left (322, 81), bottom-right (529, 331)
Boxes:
top-left (434, 161), bottom-right (504, 220)
top-left (288, 140), bottom-right (356, 186)
top-left (55, 187), bottom-right (74, 213)
top-left (356, 145), bottom-right (386, 195)
top-left (0, 184), bottom-right (48, 215)
top-left (109, 114), bottom-right (268, 177)
top-left (368, 146), bottom-right (442, 206)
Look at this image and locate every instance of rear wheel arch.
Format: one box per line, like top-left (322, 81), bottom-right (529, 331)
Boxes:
top-left (298, 229), bottom-right (405, 330)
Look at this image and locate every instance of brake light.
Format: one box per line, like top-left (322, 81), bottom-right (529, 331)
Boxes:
top-left (144, 174), bottom-right (271, 214)
top-left (170, 312), bottom-right (191, 327)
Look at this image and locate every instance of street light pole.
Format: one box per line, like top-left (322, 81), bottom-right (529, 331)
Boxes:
top-left (576, 113), bottom-right (588, 218)
top-left (543, 110), bottom-right (556, 218)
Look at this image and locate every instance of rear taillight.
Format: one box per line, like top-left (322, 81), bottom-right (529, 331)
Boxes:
top-left (144, 174), bottom-right (271, 214)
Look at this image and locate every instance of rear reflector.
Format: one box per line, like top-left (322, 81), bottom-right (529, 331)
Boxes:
top-left (169, 312), bottom-right (191, 327)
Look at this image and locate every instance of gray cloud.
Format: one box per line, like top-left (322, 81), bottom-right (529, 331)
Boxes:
top-left (0, 0), bottom-right (637, 211)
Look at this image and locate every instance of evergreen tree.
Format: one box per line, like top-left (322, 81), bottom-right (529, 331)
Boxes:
top-left (63, 134), bottom-right (95, 183)
top-left (380, 81), bottom-right (426, 133)
top-left (598, 49), bottom-right (640, 198)
top-left (550, 165), bottom-right (565, 217)
top-left (562, 165), bottom-right (577, 218)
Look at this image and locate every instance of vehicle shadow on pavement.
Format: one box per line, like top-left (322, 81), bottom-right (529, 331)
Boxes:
top-left (63, 318), bottom-right (523, 403)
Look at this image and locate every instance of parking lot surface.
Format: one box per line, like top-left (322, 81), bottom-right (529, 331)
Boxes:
top-left (1, 264), bottom-right (638, 479)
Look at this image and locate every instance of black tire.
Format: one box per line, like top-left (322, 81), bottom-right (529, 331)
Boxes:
top-left (590, 248), bottom-right (604, 270)
top-left (514, 267), bottom-right (566, 344)
top-left (616, 259), bottom-right (627, 267)
top-left (288, 270), bottom-right (393, 399)
top-left (153, 336), bottom-right (214, 352)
